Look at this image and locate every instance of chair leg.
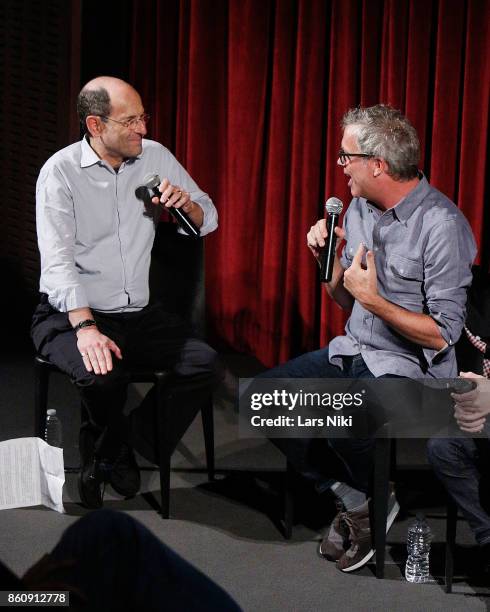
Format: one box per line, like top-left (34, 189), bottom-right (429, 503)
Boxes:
top-left (201, 396), bottom-right (215, 481)
top-left (374, 436), bottom-right (392, 579)
top-left (284, 461), bottom-right (294, 540)
top-left (34, 361), bottom-right (50, 438)
top-left (445, 497), bottom-right (458, 593)
top-left (155, 374), bottom-right (171, 519)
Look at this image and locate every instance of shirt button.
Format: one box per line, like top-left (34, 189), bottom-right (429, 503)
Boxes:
top-left (361, 344), bottom-right (367, 349)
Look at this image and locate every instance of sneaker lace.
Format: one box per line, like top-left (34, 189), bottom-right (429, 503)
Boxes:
top-left (340, 511), bottom-right (364, 539)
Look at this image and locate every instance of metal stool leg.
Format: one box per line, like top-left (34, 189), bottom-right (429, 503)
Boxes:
top-left (445, 497), bottom-right (458, 593)
top-left (374, 436), bottom-right (392, 579)
top-left (284, 461), bottom-right (294, 540)
top-left (155, 373), bottom-right (171, 519)
top-left (201, 396), bottom-right (215, 481)
top-left (34, 359), bottom-right (50, 438)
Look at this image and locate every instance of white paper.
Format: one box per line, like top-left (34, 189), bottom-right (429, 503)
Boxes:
top-left (0, 438), bottom-right (65, 513)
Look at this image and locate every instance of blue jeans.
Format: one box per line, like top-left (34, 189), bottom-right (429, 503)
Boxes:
top-left (427, 437), bottom-right (490, 546)
top-left (259, 347), bottom-right (375, 494)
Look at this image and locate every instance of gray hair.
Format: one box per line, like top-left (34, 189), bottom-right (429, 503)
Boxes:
top-left (77, 87), bottom-right (112, 130)
top-left (342, 104), bottom-right (420, 180)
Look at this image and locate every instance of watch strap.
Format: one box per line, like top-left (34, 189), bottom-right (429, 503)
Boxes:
top-left (74, 319), bottom-right (97, 332)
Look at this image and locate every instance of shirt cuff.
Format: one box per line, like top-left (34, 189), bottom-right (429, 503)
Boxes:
top-left (185, 196), bottom-right (218, 237)
top-left (48, 285), bottom-right (89, 313)
top-left (422, 314), bottom-right (455, 367)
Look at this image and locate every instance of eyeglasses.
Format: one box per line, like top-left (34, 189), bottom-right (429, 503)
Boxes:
top-left (338, 149), bottom-right (373, 166)
top-left (99, 113), bottom-right (151, 130)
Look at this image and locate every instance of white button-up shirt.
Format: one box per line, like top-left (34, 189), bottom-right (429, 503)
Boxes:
top-left (36, 137), bottom-right (217, 313)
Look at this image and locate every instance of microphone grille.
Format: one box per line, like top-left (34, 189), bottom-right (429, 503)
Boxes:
top-left (325, 197), bottom-right (343, 215)
top-left (143, 173), bottom-right (161, 189)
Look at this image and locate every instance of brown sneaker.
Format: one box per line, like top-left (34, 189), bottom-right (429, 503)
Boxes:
top-left (318, 500), bottom-right (349, 561)
top-left (335, 500), bottom-right (373, 572)
top-left (336, 489), bottom-right (400, 573)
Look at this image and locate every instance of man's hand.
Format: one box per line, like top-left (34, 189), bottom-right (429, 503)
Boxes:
top-left (451, 371), bottom-right (489, 433)
top-left (151, 177), bottom-right (203, 227)
top-left (306, 219), bottom-right (345, 261)
top-left (77, 327), bottom-right (122, 375)
top-left (306, 219), bottom-right (352, 310)
top-left (342, 243), bottom-right (378, 306)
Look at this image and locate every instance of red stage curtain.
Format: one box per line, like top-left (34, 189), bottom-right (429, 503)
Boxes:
top-left (130, 0), bottom-right (490, 367)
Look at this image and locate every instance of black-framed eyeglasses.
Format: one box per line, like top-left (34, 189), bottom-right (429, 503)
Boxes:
top-left (338, 149), bottom-right (373, 166)
top-left (99, 113), bottom-right (151, 130)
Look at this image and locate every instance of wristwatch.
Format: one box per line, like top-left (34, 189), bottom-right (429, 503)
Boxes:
top-left (73, 319), bottom-right (97, 332)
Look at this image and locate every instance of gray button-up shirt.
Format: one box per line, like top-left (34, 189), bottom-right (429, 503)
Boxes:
top-left (328, 176), bottom-right (477, 378)
top-left (36, 137), bottom-right (218, 313)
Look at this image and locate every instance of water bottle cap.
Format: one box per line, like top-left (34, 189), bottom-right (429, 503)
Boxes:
top-left (415, 512), bottom-right (426, 522)
top-left (46, 409), bottom-right (57, 416)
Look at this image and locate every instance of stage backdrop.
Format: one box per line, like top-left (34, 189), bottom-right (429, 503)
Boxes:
top-left (129, 0), bottom-right (489, 367)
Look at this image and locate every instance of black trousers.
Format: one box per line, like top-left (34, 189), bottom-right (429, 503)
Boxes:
top-left (31, 297), bottom-right (223, 459)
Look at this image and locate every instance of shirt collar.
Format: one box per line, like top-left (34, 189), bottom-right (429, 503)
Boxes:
top-left (80, 135), bottom-right (143, 169)
top-left (390, 173), bottom-right (431, 223)
top-left (80, 135), bottom-right (101, 168)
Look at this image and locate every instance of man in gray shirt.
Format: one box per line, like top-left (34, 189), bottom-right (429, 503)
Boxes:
top-left (262, 104), bottom-right (476, 572)
top-left (31, 76), bottom-right (221, 510)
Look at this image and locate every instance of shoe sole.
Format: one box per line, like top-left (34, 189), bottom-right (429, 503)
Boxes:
top-left (339, 499), bottom-right (400, 573)
top-left (339, 545), bottom-right (376, 572)
top-left (386, 499), bottom-right (400, 534)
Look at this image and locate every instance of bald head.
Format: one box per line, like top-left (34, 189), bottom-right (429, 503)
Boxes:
top-left (77, 76), bottom-right (140, 131)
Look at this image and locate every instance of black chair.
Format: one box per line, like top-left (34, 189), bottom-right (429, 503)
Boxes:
top-left (34, 354), bottom-right (215, 518)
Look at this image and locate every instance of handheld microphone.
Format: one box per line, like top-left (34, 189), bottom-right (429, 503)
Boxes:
top-left (320, 197), bottom-right (343, 283)
top-left (142, 173), bottom-right (200, 238)
top-left (447, 378), bottom-right (477, 394)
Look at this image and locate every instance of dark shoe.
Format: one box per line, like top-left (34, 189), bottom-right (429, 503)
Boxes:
top-left (336, 490), bottom-right (400, 573)
top-left (335, 501), bottom-right (373, 572)
top-left (78, 427), bottom-right (105, 509)
top-left (107, 443), bottom-right (141, 497)
top-left (318, 500), bottom-right (349, 561)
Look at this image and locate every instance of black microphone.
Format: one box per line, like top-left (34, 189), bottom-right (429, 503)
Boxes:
top-left (447, 378), bottom-right (477, 394)
top-left (320, 197), bottom-right (343, 283)
top-left (142, 173), bottom-right (200, 238)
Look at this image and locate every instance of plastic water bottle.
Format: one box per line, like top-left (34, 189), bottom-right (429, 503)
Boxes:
top-left (405, 513), bottom-right (432, 583)
top-left (45, 409), bottom-right (63, 448)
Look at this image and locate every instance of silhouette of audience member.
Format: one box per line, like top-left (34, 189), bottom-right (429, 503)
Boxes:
top-left (1, 510), bottom-right (241, 611)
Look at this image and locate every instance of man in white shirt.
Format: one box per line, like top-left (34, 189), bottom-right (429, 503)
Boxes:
top-left (32, 76), bottom-right (221, 509)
